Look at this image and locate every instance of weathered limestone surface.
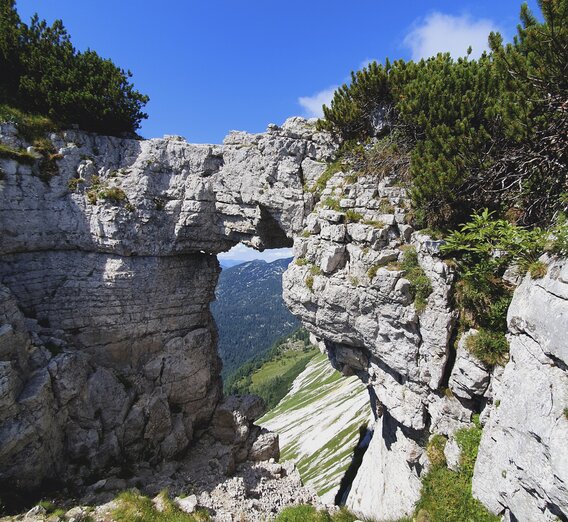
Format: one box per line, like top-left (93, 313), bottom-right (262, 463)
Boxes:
top-left (473, 257), bottom-right (568, 521)
top-left (283, 171), bottom-right (462, 520)
top-left (0, 118), bottom-right (334, 491)
top-left (2, 115), bottom-right (567, 522)
top-left (282, 165), bottom-right (568, 521)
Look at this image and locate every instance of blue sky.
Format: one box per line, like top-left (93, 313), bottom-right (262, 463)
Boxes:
top-left (16, 0), bottom-right (538, 144)
top-left (15, 0), bottom-right (540, 263)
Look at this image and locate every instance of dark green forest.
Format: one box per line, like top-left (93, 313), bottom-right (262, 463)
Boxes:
top-left (211, 258), bottom-right (299, 380)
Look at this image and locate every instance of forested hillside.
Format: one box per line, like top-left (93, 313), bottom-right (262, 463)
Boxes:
top-left (211, 258), bottom-right (299, 379)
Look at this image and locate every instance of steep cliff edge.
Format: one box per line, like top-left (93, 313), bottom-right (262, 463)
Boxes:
top-left (0, 118), bottom-right (335, 494)
top-left (283, 166), bottom-right (568, 521)
top-left (473, 257), bottom-right (568, 521)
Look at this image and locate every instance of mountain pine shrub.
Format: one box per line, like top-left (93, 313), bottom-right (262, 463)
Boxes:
top-left (0, 0), bottom-right (148, 135)
top-left (319, 1), bottom-right (567, 230)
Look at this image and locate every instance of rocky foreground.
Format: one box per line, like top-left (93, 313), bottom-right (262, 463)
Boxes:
top-left (1, 117), bottom-right (567, 521)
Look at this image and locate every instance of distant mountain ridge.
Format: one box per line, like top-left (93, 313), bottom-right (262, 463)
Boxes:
top-left (211, 257), bottom-right (299, 379)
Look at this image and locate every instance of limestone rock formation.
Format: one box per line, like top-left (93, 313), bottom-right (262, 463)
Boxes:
top-left (0, 117), bottom-right (335, 494)
top-left (2, 115), bottom-right (568, 522)
top-left (473, 257), bottom-right (568, 521)
top-left (283, 171), bottom-right (460, 520)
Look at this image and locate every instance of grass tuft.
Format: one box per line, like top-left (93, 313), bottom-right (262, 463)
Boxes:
top-left (112, 490), bottom-right (211, 522)
top-left (345, 209), bottom-right (363, 223)
top-left (465, 329), bottom-right (509, 367)
top-left (275, 505), bottom-right (357, 522)
top-left (528, 260), bottom-right (547, 279)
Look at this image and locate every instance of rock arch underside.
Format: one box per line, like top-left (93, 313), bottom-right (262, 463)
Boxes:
top-left (1, 118), bottom-right (567, 521)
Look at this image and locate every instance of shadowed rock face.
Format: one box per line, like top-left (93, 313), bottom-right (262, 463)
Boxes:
top-left (0, 118), bottom-right (335, 491)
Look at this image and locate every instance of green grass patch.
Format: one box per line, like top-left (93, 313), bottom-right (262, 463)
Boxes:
top-left (398, 246), bottom-right (432, 313)
top-left (322, 197), bottom-right (341, 211)
top-left (427, 434), bottom-right (447, 468)
top-left (113, 490), bottom-right (210, 522)
top-left (306, 275), bottom-right (314, 291)
top-left (86, 176), bottom-right (128, 205)
top-left (377, 198), bottom-right (395, 213)
top-left (310, 265), bottom-right (322, 276)
top-left (275, 505), bottom-right (357, 522)
top-left (309, 159), bottom-right (345, 194)
top-left (0, 143), bottom-right (36, 164)
top-left (362, 219), bottom-right (385, 228)
top-left (295, 257), bottom-right (309, 266)
top-left (225, 329), bottom-right (318, 411)
top-left (465, 329), bottom-right (509, 367)
top-left (345, 209), bottom-right (363, 223)
top-left (37, 500), bottom-right (66, 518)
top-left (0, 104), bottom-right (57, 144)
top-left (68, 177), bottom-right (85, 191)
top-left (414, 416), bottom-right (497, 522)
top-left (528, 260), bottom-right (548, 279)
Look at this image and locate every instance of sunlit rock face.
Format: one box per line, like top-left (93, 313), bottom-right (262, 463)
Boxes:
top-left (473, 257), bottom-right (568, 522)
top-left (282, 165), bottom-right (568, 521)
top-left (283, 171), bottom-right (460, 520)
top-left (2, 115), bottom-right (567, 522)
top-left (0, 118), bottom-right (335, 491)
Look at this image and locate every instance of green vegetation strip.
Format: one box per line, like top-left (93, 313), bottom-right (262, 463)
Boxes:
top-left (414, 416), bottom-right (498, 522)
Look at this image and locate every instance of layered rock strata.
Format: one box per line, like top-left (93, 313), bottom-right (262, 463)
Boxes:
top-left (0, 118), bottom-right (334, 492)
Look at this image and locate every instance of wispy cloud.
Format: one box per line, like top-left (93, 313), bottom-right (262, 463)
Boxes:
top-left (298, 86), bottom-right (338, 118)
top-left (404, 13), bottom-right (500, 60)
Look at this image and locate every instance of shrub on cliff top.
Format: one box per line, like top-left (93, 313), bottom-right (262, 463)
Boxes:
top-left (0, 0), bottom-right (148, 135)
top-left (319, 1), bottom-right (568, 229)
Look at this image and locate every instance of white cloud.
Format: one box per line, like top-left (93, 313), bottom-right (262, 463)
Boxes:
top-left (404, 13), bottom-right (499, 61)
top-left (218, 244), bottom-right (293, 263)
top-left (298, 86), bottom-right (338, 118)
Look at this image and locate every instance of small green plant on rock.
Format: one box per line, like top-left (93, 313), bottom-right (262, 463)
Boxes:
top-left (295, 257), bottom-right (309, 266)
top-left (362, 219), bottom-right (385, 228)
top-left (86, 176), bottom-right (128, 205)
top-left (465, 329), bottom-right (509, 367)
top-left (345, 209), bottom-right (363, 223)
top-left (427, 434), bottom-right (447, 468)
top-left (305, 275), bottom-right (314, 291)
top-left (67, 177), bottom-right (85, 191)
top-left (322, 197), bottom-right (341, 212)
top-left (0, 143), bottom-right (36, 164)
top-left (275, 504), bottom-right (357, 522)
top-left (414, 415), bottom-right (498, 522)
top-left (528, 260), bottom-right (548, 279)
top-left (399, 246), bottom-right (432, 313)
top-left (37, 500), bottom-right (66, 518)
top-left (309, 159), bottom-right (346, 194)
top-left (378, 198), bottom-right (395, 214)
top-left (310, 265), bottom-right (322, 276)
